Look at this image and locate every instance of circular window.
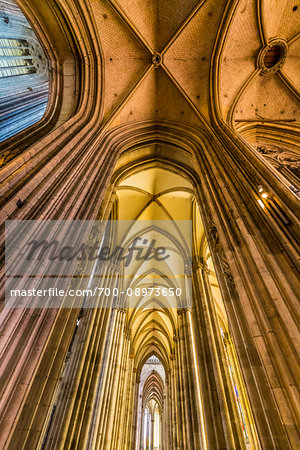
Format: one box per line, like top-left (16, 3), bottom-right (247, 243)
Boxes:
top-left (264, 45), bottom-right (283, 68)
top-left (258, 39), bottom-right (288, 75)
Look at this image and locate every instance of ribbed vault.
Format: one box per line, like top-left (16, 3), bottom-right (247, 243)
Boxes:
top-left (107, 147), bottom-right (253, 449)
top-left (115, 164), bottom-right (194, 375)
top-left (90, 0), bottom-right (228, 131)
top-left (0, 0), bottom-right (299, 449)
top-left (142, 369), bottom-right (164, 411)
top-left (219, 0), bottom-right (300, 146)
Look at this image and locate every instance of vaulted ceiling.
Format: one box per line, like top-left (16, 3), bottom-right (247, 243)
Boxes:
top-left (90, 0), bottom-right (299, 426)
top-left (90, 0), bottom-right (231, 131)
top-left (220, 0), bottom-right (300, 140)
top-left (116, 166), bottom-right (194, 371)
top-left (113, 163), bottom-right (227, 374)
top-left (89, 0), bottom-right (300, 142)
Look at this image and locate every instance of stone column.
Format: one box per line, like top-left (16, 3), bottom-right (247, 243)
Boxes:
top-left (110, 322), bottom-right (132, 449)
top-left (159, 414), bottom-right (163, 450)
top-left (151, 417), bottom-right (155, 450)
top-left (191, 256), bottom-right (246, 449)
top-left (174, 332), bottom-right (187, 449)
top-left (177, 310), bottom-right (194, 447)
top-left (177, 307), bottom-right (208, 449)
top-left (140, 408), bottom-right (146, 450)
top-left (129, 369), bottom-right (140, 450)
top-left (119, 350), bottom-right (136, 448)
top-left (195, 122), bottom-right (300, 448)
top-left (169, 358), bottom-right (178, 448)
top-left (98, 307), bottom-right (126, 449)
top-left (222, 332), bottom-right (258, 448)
top-left (146, 411), bottom-right (150, 450)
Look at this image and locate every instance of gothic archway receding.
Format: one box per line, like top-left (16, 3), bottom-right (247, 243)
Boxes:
top-left (0, 0), bottom-right (299, 449)
top-left (102, 154), bottom-right (257, 450)
top-left (137, 357), bottom-right (165, 450)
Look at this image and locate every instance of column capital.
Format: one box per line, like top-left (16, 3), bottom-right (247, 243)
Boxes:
top-left (192, 256), bottom-right (210, 274)
top-left (177, 306), bottom-right (192, 315)
top-left (106, 260), bottom-right (121, 273)
top-left (113, 305), bottom-right (127, 313)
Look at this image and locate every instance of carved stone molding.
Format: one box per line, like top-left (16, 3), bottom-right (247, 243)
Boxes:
top-left (177, 307), bottom-right (191, 315)
top-left (257, 145), bottom-right (300, 170)
top-left (192, 256), bottom-right (201, 272)
top-left (152, 52), bottom-right (162, 67)
top-left (208, 225), bottom-right (224, 254)
top-left (257, 39), bottom-right (288, 75)
top-left (208, 214), bottom-right (235, 288)
top-left (207, 217), bottom-right (236, 289)
top-left (113, 305), bottom-right (127, 314)
top-left (257, 145), bottom-right (300, 196)
top-left (192, 256), bottom-right (209, 273)
top-left (218, 246), bottom-right (236, 288)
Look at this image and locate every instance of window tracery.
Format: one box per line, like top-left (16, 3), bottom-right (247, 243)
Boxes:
top-left (257, 145), bottom-right (300, 196)
top-left (0, 0), bottom-right (49, 145)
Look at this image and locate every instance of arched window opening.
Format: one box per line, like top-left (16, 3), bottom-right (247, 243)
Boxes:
top-left (0, 0), bottom-right (49, 146)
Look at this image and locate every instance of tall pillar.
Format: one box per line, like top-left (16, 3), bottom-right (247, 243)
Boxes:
top-left (140, 409), bottom-right (146, 450)
top-left (222, 332), bottom-right (258, 448)
top-left (98, 307), bottom-right (126, 449)
top-left (169, 357), bottom-right (178, 448)
top-left (177, 310), bottom-right (195, 447)
top-left (110, 322), bottom-right (132, 449)
top-left (191, 256), bottom-right (247, 449)
top-left (118, 348), bottom-right (136, 449)
top-left (129, 369), bottom-right (140, 450)
top-left (201, 262), bottom-right (246, 448)
top-left (151, 417), bottom-right (155, 450)
top-left (159, 415), bottom-right (163, 450)
top-left (146, 410), bottom-right (150, 450)
top-left (195, 122), bottom-right (300, 448)
top-left (174, 332), bottom-right (187, 449)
